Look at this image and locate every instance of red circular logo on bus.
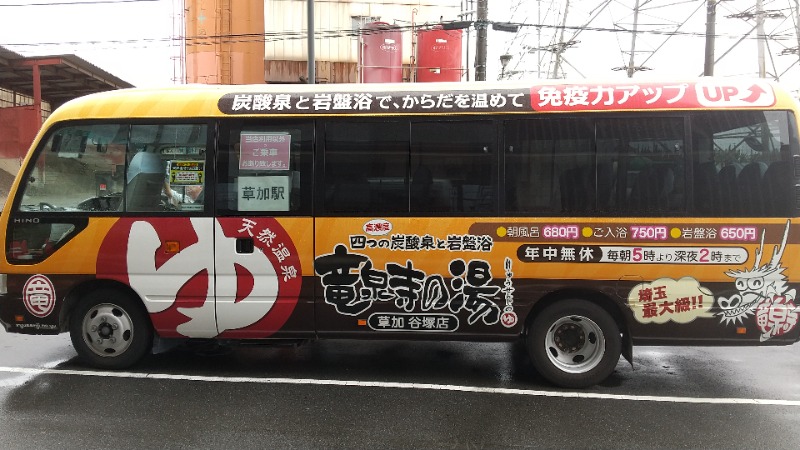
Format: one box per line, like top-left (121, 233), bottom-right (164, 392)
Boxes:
top-left (23, 274), bottom-right (56, 318)
top-left (500, 311), bottom-right (518, 328)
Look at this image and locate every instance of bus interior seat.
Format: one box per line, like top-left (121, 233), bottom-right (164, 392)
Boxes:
top-left (737, 161), bottom-right (768, 216)
top-left (628, 165), bottom-right (675, 212)
top-left (596, 162), bottom-right (616, 211)
top-left (558, 163), bottom-right (616, 213)
top-left (694, 161), bottom-right (721, 215)
top-left (458, 184), bottom-right (494, 212)
top-left (763, 161), bottom-right (792, 216)
top-left (559, 166), bottom-right (591, 213)
top-left (411, 165), bottom-right (433, 211)
top-left (718, 163), bottom-right (742, 215)
top-left (126, 152), bottom-right (165, 211)
top-left (331, 173), bottom-right (371, 213)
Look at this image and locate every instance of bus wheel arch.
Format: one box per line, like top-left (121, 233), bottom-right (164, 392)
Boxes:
top-left (63, 281), bottom-right (154, 369)
top-left (524, 290), bottom-right (630, 388)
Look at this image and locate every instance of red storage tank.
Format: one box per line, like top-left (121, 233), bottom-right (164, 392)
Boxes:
top-left (416, 27), bottom-right (463, 82)
top-left (359, 22), bottom-right (403, 83)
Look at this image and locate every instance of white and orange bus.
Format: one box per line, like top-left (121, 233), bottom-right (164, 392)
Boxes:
top-left (1, 79), bottom-right (798, 388)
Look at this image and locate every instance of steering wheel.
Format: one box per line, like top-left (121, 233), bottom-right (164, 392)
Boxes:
top-left (38, 202), bottom-right (57, 211)
top-left (159, 196), bottom-right (179, 211)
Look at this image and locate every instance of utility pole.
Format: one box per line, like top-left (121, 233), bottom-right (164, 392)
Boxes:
top-left (626, 0), bottom-right (640, 78)
top-left (459, 0), bottom-right (475, 81)
top-left (729, 4), bottom-right (784, 80)
top-left (537, 0), bottom-right (543, 79)
top-left (704, 0), bottom-right (716, 76)
top-left (756, 0), bottom-right (765, 78)
top-left (307, 0), bottom-right (315, 84)
top-left (552, 0), bottom-right (570, 78)
top-left (475, 0), bottom-right (488, 81)
top-left (795, 1), bottom-right (800, 72)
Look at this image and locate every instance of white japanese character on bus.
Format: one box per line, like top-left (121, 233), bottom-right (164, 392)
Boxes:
top-left (127, 218), bottom-right (280, 337)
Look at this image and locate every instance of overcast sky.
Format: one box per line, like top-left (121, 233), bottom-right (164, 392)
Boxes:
top-left (2, 0), bottom-right (800, 92)
top-left (492, 0), bottom-right (800, 88)
top-left (0, 0), bottom-right (177, 87)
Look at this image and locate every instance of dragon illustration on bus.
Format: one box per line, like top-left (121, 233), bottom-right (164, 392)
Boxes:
top-left (716, 220), bottom-right (799, 341)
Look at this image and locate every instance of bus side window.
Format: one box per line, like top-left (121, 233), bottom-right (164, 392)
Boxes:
top-left (323, 120), bottom-right (409, 214)
top-left (691, 111), bottom-right (796, 217)
top-left (504, 118), bottom-right (594, 215)
top-left (597, 117), bottom-right (685, 216)
top-left (217, 121), bottom-right (313, 215)
top-left (411, 120), bottom-right (496, 214)
top-left (126, 124), bottom-right (208, 213)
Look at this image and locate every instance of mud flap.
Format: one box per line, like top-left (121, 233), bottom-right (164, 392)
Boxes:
top-left (622, 332), bottom-right (634, 369)
top-left (616, 275), bottom-right (640, 370)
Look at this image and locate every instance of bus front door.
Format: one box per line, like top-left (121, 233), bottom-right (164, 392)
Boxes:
top-left (213, 217), bottom-right (309, 340)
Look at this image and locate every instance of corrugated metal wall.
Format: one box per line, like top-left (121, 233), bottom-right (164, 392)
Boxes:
top-left (264, 0), bottom-right (460, 83)
top-left (186, 0), bottom-right (266, 84)
top-left (185, 0), bottom-right (462, 84)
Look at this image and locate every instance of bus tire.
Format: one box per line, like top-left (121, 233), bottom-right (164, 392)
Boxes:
top-left (69, 289), bottom-right (153, 369)
top-left (526, 299), bottom-right (621, 388)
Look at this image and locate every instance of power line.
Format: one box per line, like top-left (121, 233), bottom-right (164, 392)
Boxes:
top-left (5, 18), bottom-right (798, 51)
top-left (0, 0), bottom-right (162, 6)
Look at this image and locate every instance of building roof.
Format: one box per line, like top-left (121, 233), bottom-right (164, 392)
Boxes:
top-left (0, 46), bottom-right (133, 108)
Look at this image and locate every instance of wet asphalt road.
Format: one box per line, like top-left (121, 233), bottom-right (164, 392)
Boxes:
top-left (1, 330), bottom-right (799, 449)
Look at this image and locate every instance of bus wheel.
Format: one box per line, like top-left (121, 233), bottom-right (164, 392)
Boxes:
top-left (527, 299), bottom-right (621, 388)
top-left (69, 289), bottom-right (153, 369)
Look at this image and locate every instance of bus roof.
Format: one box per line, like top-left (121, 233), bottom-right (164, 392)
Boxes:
top-left (45, 78), bottom-right (799, 125)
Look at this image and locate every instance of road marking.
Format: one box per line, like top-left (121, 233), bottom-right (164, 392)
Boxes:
top-left (0, 365), bottom-right (799, 406)
top-left (0, 360), bottom-right (65, 388)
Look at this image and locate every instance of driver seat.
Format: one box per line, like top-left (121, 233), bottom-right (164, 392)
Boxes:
top-left (125, 152), bottom-right (165, 212)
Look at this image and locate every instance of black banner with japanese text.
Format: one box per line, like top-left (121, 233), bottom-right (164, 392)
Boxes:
top-left (218, 89), bottom-right (532, 115)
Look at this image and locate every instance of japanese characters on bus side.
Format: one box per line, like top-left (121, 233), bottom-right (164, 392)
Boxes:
top-left (219, 89), bottom-right (529, 115)
top-left (218, 81), bottom-right (776, 116)
top-left (316, 220), bottom-right (797, 340)
top-left (315, 242), bottom-right (518, 332)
